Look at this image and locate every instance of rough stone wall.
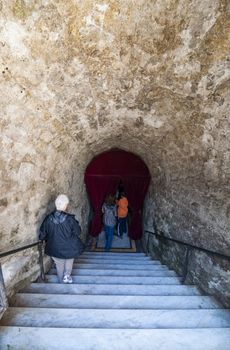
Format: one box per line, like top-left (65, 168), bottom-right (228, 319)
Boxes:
top-left (0, 0), bottom-right (229, 303)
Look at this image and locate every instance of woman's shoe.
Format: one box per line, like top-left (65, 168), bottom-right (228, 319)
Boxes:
top-left (63, 274), bottom-right (73, 284)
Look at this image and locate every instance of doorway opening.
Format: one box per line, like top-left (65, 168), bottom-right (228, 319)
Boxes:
top-left (84, 149), bottom-right (151, 240)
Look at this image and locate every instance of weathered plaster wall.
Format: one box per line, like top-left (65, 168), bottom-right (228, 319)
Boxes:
top-left (0, 0), bottom-right (230, 304)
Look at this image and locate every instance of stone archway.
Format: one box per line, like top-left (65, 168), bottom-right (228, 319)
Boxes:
top-left (0, 0), bottom-right (229, 306)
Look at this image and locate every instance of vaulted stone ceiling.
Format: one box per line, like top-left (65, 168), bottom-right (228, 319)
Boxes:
top-left (0, 0), bottom-right (230, 303)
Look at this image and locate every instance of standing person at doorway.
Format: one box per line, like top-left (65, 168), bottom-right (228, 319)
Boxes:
top-left (102, 194), bottom-right (117, 251)
top-left (39, 194), bottom-right (82, 284)
top-left (116, 191), bottom-right (128, 238)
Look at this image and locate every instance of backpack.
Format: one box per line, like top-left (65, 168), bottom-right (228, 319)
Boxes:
top-left (103, 204), bottom-right (116, 227)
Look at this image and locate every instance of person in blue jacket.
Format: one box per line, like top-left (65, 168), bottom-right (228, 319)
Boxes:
top-left (39, 194), bottom-right (82, 284)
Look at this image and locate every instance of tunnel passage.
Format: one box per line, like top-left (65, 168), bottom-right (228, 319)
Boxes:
top-left (0, 0), bottom-right (229, 308)
top-left (84, 149), bottom-right (151, 240)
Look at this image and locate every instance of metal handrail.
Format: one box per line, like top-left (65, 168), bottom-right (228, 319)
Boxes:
top-left (145, 230), bottom-right (230, 261)
top-left (145, 229), bottom-right (230, 283)
top-left (0, 237), bottom-right (89, 314)
top-left (0, 241), bottom-right (41, 259)
top-left (0, 240), bottom-right (45, 312)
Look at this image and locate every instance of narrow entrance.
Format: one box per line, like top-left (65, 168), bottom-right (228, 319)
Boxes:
top-left (84, 149), bottom-right (151, 240)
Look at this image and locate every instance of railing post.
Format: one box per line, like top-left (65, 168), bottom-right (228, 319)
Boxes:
top-left (37, 241), bottom-right (46, 282)
top-left (146, 232), bottom-right (150, 255)
top-left (0, 262), bottom-right (8, 311)
top-left (181, 246), bottom-right (191, 284)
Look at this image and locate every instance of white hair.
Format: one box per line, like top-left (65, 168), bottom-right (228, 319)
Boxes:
top-left (55, 194), bottom-right (69, 211)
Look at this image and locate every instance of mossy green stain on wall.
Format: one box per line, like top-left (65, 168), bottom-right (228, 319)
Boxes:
top-left (11, 0), bottom-right (34, 21)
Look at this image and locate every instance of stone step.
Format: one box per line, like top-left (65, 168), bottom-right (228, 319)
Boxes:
top-left (77, 255), bottom-right (152, 261)
top-left (1, 327), bottom-right (230, 350)
top-left (13, 294), bottom-right (220, 310)
top-left (23, 283), bottom-right (200, 296)
top-left (72, 263), bottom-right (168, 270)
top-left (57, 264), bottom-right (169, 271)
top-left (75, 259), bottom-right (158, 265)
top-left (45, 275), bottom-right (182, 285)
top-left (82, 252), bottom-right (146, 257)
top-left (48, 268), bottom-right (177, 277)
top-left (72, 264), bottom-right (163, 270)
top-left (2, 308), bottom-right (230, 328)
top-left (81, 254), bottom-right (148, 259)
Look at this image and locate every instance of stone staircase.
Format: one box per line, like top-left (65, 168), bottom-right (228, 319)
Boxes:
top-left (0, 252), bottom-right (230, 349)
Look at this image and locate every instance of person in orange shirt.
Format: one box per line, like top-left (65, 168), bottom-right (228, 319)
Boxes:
top-left (116, 192), bottom-right (128, 238)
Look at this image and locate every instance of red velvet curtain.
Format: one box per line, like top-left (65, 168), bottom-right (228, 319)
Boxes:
top-left (84, 149), bottom-right (151, 239)
top-left (122, 177), bottom-right (150, 240)
top-left (85, 175), bottom-right (120, 236)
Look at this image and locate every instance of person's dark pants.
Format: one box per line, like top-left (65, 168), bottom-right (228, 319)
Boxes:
top-left (104, 225), bottom-right (114, 251)
top-left (118, 217), bottom-right (127, 238)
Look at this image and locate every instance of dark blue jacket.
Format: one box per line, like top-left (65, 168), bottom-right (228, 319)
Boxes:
top-left (39, 211), bottom-right (83, 259)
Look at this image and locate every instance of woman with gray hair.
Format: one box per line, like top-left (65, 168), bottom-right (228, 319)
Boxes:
top-left (39, 194), bottom-right (82, 283)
